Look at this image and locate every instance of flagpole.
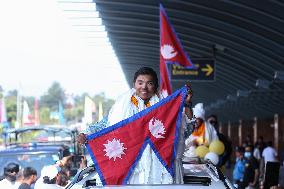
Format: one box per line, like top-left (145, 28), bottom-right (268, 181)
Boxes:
top-left (16, 89), bottom-right (22, 128)
top-left (98, 101), bottom-right (103, 121)
top-left (34, 97), bottom-right (40, 126)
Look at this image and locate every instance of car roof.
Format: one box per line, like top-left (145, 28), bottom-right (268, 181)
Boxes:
top-left (0, 144), bottom-right (65, 155)
top-left (4, 125), bottom-right (75, 134)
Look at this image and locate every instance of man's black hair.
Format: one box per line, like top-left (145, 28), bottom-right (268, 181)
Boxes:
top-left (236, 146), bottom-right (245, 153)
top-left (208, 114), bottom-right (218, 122)
top-left (23, 167), bottom-right (37, 179)
top-left (4, 163), bottom-right (19, 176)
top-left (62, 147), bottom-right (71, 157)
top-left (133, 67), bottom-right (159, 91)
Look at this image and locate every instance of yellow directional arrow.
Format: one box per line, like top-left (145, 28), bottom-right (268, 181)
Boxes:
top-left (201, 64), bottom-right (213, 76)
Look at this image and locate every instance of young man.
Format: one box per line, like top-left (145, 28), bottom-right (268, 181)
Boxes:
top-left (233, 147), bottom-right (247, 187)
top-left (18, 167), bottom-right (37, 189)
top-left (0, 163), bottom-right (20, 189)
top-left (239, 145), bottom-right (259, 189)
top-left (77, 67), bottom-right (193, 184)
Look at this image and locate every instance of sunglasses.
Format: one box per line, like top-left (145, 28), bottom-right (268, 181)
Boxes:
top-left (9, 169), bottom-right (19, 174)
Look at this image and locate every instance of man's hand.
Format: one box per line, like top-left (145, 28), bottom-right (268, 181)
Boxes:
top-left (77, 133), bottom-right (87, 145)
top-left (185, 83), bottom-right (193, 105)
top-left (185, 92), bottom-right (193, 105)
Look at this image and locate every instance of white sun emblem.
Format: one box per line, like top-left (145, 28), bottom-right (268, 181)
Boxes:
top-left (149, 118), bottom-right (166, 138)
top-left (103, 138), bottom-right (127, 161)
top-left (161, 44), bottom-right (177, 59)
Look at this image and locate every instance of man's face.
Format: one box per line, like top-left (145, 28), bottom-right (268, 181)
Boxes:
top-left (31, 174), bottom-right (38, 184)
top-left (195, 118), bottom-right (203, 128)
top-left (134, 74), bottom-right (156, 101)
top-left (208, 117), bottom-right (217, 127)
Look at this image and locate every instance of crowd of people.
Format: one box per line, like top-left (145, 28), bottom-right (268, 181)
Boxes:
top-left (233, 135), bottom-right (281, 189)
top-left (0, 154), bottom-right (87, 189)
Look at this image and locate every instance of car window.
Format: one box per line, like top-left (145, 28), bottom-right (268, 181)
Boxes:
top-left (6, 129), bottom-right (72, 144)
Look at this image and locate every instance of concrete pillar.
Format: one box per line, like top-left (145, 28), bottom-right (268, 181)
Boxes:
top-left (238, 119), bottom-right (242, 146)
top-left (228, 121), bottom-right (231, 138)
top-left (274, 114), bottom-right (279, 152)
top-left (253, 117), bottom-right (258, 144)
top-left (219, 122), bottom-right (223, 133)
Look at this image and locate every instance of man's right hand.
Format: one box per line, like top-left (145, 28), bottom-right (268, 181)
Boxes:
top-left (77, 133), bottom-right (87, 145)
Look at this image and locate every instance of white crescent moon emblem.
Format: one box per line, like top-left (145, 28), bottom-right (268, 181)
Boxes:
top-left (161, 44), bottom-right (177, 59)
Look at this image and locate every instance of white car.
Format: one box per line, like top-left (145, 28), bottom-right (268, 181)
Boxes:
top-left (65, 159), bottom-right (235, 189)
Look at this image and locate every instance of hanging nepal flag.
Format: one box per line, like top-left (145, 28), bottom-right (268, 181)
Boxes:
top-left (86, 87), bottom-right (188, 185)
top-left (160, 4), bottom-right (195, 96)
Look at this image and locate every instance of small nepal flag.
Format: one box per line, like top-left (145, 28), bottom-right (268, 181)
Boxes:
top-left (86, 87), bottom-right (188, 185)
top-left (160, 4), bottom-right (195, 96)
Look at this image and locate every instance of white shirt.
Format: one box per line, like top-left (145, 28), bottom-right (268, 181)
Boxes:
top-left (253, 147), bottom-right (261, 160)
top-left (0, 178), bottom-right (19, 189)
top-left (34, 178), bottom-right (62, 189)
top-left (262, 146), bottom-right (278, 163)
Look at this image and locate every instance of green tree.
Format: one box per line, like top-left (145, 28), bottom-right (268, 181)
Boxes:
top-left (40, 82), bottom-right (65, 111)
top-left (5, 90), bottom-right (18, 126)
top-left (40, 107), bottom-right (51, 125)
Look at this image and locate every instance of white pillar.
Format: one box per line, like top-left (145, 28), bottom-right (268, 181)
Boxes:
top-left (238, 119), bottom-right (242, 146)
top-left (253, 117), bottom-right (258, 144)
top-left (228, 121), bottom-right (231, 138)
top-left (274, 114), bottom-right (279, 152)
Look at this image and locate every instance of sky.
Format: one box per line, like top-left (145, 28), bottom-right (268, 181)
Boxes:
top-left (0, 0), bottom-right (129, 100)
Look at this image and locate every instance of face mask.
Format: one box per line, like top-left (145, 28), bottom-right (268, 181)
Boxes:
top-left (244, 152), bottom-right (251, 158)
top-left (7, 174), bottom-right (17, 182)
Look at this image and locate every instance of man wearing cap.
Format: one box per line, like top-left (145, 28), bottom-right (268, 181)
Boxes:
top-left (185, 103), bottom-right (218, 148)
top-left (34, 165), bottom-right (62, 189)
top-left (0, 162), bottom-right (20, 189)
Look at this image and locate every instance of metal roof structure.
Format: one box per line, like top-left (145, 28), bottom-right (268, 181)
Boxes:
top-left (94, 0), bottom-right (284, 122)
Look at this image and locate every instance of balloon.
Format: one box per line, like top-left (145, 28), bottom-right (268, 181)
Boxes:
top-left (204, 152), bottom-right (219, 165)
top-left (209, 140), bottom-right (225, 155)
top-left (195, 145), bottom-right (209, 158)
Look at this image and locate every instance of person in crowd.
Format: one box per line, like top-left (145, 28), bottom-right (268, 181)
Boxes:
top-left (77, 67), bottom-right (193, 184)
top-left (0, 162), bottom-right (20, 189)
top-left (259, 141), bottom-right (278, 183)
top-left (233, 147), bottom-right (247, 188)
top-left (239, 145), bottom-right (259, 189)
top-left (185, 103), bottom-right (218, 148)
top-left (56, 171), bottom-right (69, 187)
top-left (34, 165), bottom-right (62, 189)
top-left (207, 114), bottom-right (232, 168)
top-left (18, 167), bottom-right (37, 189)
top-left (262, 141), bottom-right (278, 164)
top-left (243, 135), bottom-right (253, 148)
top-left (255, 136), bottom-right (266, 155)
top-left (253, 143), bottom-right (262, 162)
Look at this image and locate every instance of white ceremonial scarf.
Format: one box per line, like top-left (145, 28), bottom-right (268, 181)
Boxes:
top-left (105, 88), bottom-right (173, 184)
top-left (107, 88), bottom-right (161, 126)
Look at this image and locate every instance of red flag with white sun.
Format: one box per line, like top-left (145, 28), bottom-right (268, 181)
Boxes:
top-left (160, 4), bottom-right (195, 96)
top-left (86, 87), bottom-right (188, 185)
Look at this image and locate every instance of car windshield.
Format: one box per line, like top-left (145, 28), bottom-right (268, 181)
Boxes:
top-left (0, 152), bottom-right (60, 176)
